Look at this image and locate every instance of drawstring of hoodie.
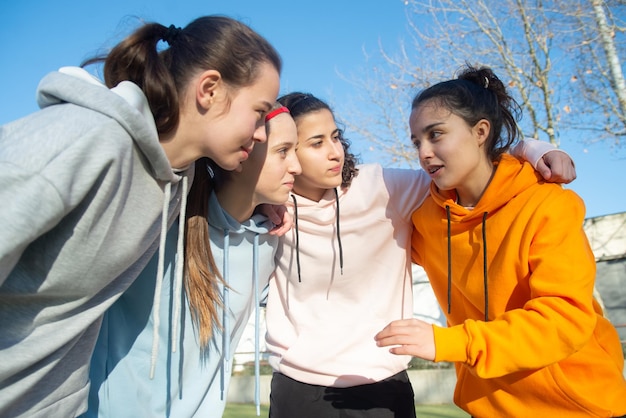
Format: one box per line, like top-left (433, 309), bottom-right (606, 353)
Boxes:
top-left (334, 188), bottom-right (344, 275)
top-left (290, 189), bottom-right (344, 282)
top-left (445, 205), bottom-right (490, 322)
top-left (290, 194), bottom-right (302, 282)
top-left (221, 230), bottom-right (231, 400)
top-left (446, 205), bottom-right (452, 315)
top-left (150, 175), bottom-right (189, 379)
top-left (482, 212), bottom-right (489, 322)
top-left (219, 230), bottom-right (262, 415)
top-left (253, 234), bottom-right (261, 416)
top-left (171, 175), bottom-right (188, 352)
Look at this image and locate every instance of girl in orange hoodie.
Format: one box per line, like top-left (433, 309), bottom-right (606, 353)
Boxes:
top-left (375, 65), bottom-right (626, 417)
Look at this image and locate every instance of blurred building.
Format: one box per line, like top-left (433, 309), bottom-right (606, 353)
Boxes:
top-left (585, 211), bottom-right (626, 342)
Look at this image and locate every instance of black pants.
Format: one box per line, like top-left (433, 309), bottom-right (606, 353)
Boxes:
top-left (269, 371), bottom-right (416, 418)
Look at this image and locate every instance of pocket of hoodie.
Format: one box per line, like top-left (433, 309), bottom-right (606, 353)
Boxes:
top-left (545, 351), bottom-right (616, 416)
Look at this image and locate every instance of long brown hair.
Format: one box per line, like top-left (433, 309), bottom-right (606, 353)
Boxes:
top-left (184, 158), bottom-right (223, 348)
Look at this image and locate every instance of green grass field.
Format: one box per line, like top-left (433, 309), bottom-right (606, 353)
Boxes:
top-left (223, 403), bottom-right (469, 417)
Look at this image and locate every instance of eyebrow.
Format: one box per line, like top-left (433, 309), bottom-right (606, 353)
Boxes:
top-left (305, 128), bottom-right (340, 142)
top-left (411, 121), bottom-right (444, 141)
top-left (421, 121), bottom-right (444, 134)
top-left (272, 140), bottom-right (296, 149)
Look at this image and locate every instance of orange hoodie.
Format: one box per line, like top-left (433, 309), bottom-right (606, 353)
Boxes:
top-left (411, 154), bottom-right (626, 417)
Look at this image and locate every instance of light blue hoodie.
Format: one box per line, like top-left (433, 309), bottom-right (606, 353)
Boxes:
top-left (0, 67), bottom-right (192, 418)
top-left (86, 192), bottom-right (277, 417)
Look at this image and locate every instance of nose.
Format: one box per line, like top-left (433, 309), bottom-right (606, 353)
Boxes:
top-left (418, 141), bottom-right (433, 162)
top-left (328, 140), bottom-right (343, 160)
top-left (289, 154), bottom-right (302, 175)
top-left (253, 123), bottom-right (267, 143)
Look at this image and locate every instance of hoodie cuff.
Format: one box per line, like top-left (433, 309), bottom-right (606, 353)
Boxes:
top-left (511, 138), bottom-right (571, 169)
top-left (433, 324), bottom-right (470, 363)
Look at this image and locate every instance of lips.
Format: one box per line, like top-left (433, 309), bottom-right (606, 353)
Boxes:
top-left (427, 165), bottom-right (442, 175)
top-left (240, 144), bottom-right (255, 160)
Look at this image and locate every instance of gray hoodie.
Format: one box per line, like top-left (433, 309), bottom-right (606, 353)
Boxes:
top-left (0, 67), bottom-right (193, 417)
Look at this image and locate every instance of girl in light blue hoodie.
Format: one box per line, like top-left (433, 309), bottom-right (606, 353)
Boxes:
top-left (86, 105), bottom-right (300, 418)
top-left (0, 16), bottom-right (282, 418)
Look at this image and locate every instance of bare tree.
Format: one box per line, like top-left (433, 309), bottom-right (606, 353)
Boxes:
top-left (337, 0), bottom-right (626, 168)
top-left (568, 0), bottom-right (626, 141)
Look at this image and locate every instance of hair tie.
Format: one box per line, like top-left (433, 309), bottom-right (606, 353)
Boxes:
top-left (265, 106), bottom-right (290, 122)
top-left (163, 25), bottom-right (182, 45)
top-left (484, 76), bottom-right (490, 88)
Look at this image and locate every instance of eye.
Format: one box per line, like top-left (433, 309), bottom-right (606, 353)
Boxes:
top-left (429, 130), bottom-right (442, 140)
top-left (412, 138), bottom-right (421, 150)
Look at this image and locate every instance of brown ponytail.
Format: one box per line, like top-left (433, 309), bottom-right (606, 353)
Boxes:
top-left (83, 15), bottom-right (282, 136)
top-left (184, 158), bottom-right (224, 347)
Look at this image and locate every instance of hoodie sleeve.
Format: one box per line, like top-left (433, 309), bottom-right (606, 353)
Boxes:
top-left (0, 161), bottom-right (67, 282)
top-left (433, 189), bottom-right (598, 378)
top-left (0, 111), bottom-right (131, 286)
top-left (511, 139), bottom-right (570, 169)
top-left (382, 166), bottom-right (432, 221)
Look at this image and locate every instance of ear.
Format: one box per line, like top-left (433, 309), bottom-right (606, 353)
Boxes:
top-left (196, 70), bottom-right (222, 110)
top-left (473, 119), bottom-right (491, 146)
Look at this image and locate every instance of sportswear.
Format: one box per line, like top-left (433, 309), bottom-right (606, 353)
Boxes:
top-left (411, 154), bottom-right (626, 417)
top-left (266, 163), bottom-right (431, 387)
top-left (0, 67), bottom-right (192, 417)
top-left (86, 192), bottom-right (277, 418)
top-left (265, 142), bottom-right (555, 389)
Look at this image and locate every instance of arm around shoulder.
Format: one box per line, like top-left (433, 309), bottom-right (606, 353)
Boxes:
top-left (511, 139), bottom-right (576, 183)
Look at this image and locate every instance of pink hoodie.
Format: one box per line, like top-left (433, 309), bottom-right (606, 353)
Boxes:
top-left (265, 163), bottom-right (430, 387)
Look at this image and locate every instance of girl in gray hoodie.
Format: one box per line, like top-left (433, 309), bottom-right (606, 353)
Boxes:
top-left (0, 15), bottom-right (281, 418)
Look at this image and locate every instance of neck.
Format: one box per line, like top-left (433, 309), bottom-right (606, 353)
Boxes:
top-left (456, 161), bottom-right (495, 207)
top-left (215, 180), bottom-right (257, 223)
top-left (159, 131), bottom-right (196, 170)
top-left (293, 185), bottom-right (330, 203)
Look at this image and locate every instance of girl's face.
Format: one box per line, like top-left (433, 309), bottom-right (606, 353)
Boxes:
top-left (409, 101), bottom-right (493, 207)
top-left (246, 112), bottom-right (301, 205)
top-left (292, 109), bottom-right (345, 202)
top-left (174, 62), bottom-right (280, 171)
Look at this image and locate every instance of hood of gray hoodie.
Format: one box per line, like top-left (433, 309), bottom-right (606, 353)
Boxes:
top-left (36, 67), bottom-right (177, 183)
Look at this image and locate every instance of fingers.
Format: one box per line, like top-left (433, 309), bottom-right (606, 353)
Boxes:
top-left (541, 151), bottom-right (577, 184)
top-left (375, 319), bottom-right (418, 340)
top-left (375, 319), bottom-right (437, 361)
top-left (535, 158), bottom-right (553, 181)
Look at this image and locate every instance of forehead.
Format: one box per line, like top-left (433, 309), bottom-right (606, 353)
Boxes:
top-left (268, 113), bottom-right (298, 143)
top-left (410, 102), bottom-right (453, 124)
top-left (233, 62), bottom-right (280, 106)
top-left (295, 109), bottom-right (336, 132)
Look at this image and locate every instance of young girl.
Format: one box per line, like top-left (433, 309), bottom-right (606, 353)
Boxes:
top-left (0, 16), bottom-right (281, 418)
top-left (85, 104), bottom-right (300, 418)
top-left (265, 92), bottom-right (576, 418)
top-left (376, 65), bottom-right (626, 417)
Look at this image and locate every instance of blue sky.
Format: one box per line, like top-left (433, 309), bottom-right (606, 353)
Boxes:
top-left (1, 0), bottom-right (624, 218)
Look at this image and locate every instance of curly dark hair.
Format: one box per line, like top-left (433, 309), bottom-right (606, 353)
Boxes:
top-left (277, 92), bottom-right (360, 188)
